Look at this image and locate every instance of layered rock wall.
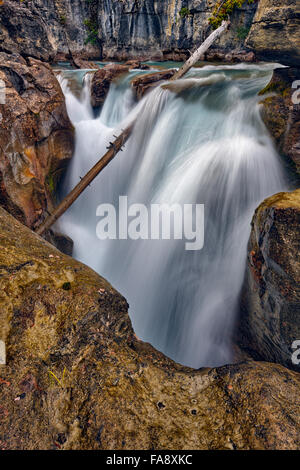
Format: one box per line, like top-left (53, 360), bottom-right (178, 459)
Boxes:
top-left (1, 1), bottom-right (299, 66)
top-left (0, 0), bottom-right (256, 62)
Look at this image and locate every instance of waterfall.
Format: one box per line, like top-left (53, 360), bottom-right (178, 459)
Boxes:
top-left (57, 63), bottom-right (288, 368)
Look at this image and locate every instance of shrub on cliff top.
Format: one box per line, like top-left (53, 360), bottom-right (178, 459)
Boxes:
top-left (209, 0), bottom-right (254, 29)
top-left (179, 7), bottom-right (191, 18)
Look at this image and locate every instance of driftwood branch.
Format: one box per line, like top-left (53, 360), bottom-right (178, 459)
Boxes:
top-left (36, 21), bottom-right (229, 236)
top-left (36, 126), bottom-right (132, 236)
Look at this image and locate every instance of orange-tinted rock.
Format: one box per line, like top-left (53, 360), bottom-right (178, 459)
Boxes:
top-left (71, 53), bottom-right (99, 70)
top-left (0, 53), bottom-right (74, 228)
top-left (206, 49), bottom-right (255, 62)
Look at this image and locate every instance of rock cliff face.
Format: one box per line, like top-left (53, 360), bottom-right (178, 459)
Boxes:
top-left (246, 0), bottom-right (300, 67)
top-left (238, 189), bottom-right (300, 371)
top-left (0, 206), bottom-right (299, 450)
top-left (1, 1), bottom-right (298, 66)
top-left (0, 52), bottom-right (74, 228)
top-left (0, 0), bottom-right (101, 61)
top-left (96, 0), bottom-right (257, 61)
top-left (0, 0), bottom-right (257, 62)
top-left (0, 0), bottom-right (54, 61)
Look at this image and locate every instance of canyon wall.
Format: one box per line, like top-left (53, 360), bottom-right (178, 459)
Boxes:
top-left (0, 0), bottom-right (298, 65)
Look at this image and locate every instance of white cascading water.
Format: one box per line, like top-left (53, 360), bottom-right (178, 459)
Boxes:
top-left (56, 63), bottom-right (288, 368)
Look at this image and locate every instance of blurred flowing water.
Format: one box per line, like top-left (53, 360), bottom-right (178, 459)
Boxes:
top-left (56, 63), bottom-right (287, 368)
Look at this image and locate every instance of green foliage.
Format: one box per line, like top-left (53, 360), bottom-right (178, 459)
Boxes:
top-left (236, 25), bottom-right (250, 39)
top-left (46, 173), bottom-right (56, 194)
top-left (84, 18), bottom-right (99, 45)
top-left (258, 80), bottom-right (289, 97)
top-left (179, 7), bottom-right (191, 18)
top-left (208, 0), bottom-right (254, 29)
top-left (59, 15), bottom-right (66, 25)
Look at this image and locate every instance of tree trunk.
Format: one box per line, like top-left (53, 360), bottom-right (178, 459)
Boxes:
top-left (171, 21), bottom-right (230, 81)
top-left (36, 125), bottom-right (132, 236)
top-left (36, 21), bottom-right (229, 236)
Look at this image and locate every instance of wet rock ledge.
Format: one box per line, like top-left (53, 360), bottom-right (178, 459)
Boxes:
top-left (0, 207), bottom-right (299, 450)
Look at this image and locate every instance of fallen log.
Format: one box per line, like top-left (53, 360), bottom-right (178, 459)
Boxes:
top-left (36, 126), bottom-right (133, 235)
top-left (36, 21), bottom-right (229, 236)
top-left (171, 20), bottom-right (230, 81)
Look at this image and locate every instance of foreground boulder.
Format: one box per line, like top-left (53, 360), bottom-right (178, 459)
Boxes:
top-left (0, 53), bottom-right (74, 228)
top-left (259, 66), bottom-right (300, 174)
top-left (91, 64), bottom-right (129, 108)
top-left (239, 189), bottom-right (300, 370)
top-left (0, 207), bottom-right (299, 450)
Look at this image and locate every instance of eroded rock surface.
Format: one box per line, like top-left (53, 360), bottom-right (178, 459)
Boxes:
top-left (246, 0), bottom-right (300, 66)
top-left (0, 0), bottom-right (258, 63)
top-left (0, 0), bottom-right (101, 61)
top-left (260, 66), bottom-right (300, 174)
top-left (0, 207), bottom-right (299, 450)
top-left (1, 0), bottom-right (299, 67)
top-left (0, 53), bottom-right (74, 228)
top-left (0, 0), bottom-right (54, 61)
top-left (238, 189), bottom-right (300, 370)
